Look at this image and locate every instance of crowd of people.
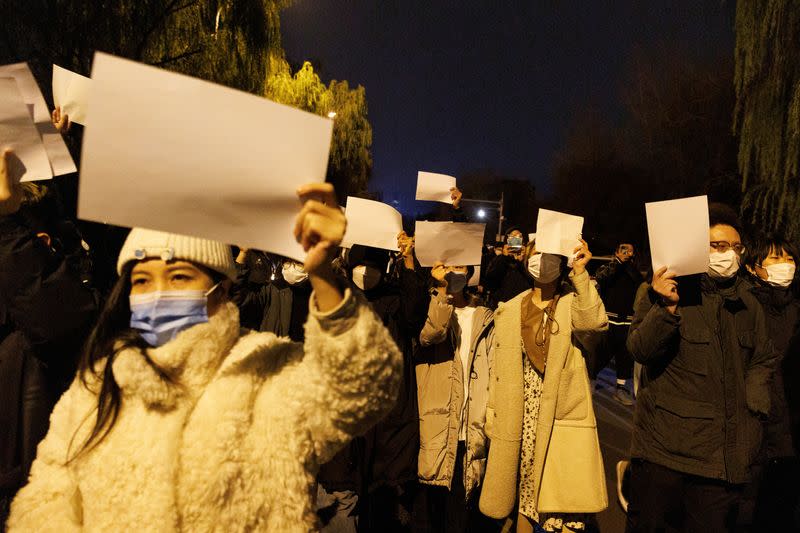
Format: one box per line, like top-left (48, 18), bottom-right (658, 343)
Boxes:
top-left (0, 109), bottom-right (798, 533)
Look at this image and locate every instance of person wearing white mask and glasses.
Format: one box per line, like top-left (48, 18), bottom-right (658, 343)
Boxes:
top-left (740, 234), bottom-right (800, 531)
top-left (625, 203), bottom-right (779, 533)
top-left (480, 236), bottom-right (609, 533)
top-left (8, 183), bottom-right (402, 533)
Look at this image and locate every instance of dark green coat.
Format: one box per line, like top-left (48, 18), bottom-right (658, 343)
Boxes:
top-left (627, 275), bottom-right (778, 484)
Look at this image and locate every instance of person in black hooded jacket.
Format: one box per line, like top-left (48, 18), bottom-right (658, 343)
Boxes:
top-left (740, 233), bottom-right (800, 531)
top-left (0, 150), bottom-right (99, 527)
top-left (594, 242), bottom-right (643, 406)
top-left (317, 236), bottom-right (429, 532)
top-left (483, 227), bottom-right (534, 309)
top-left (231, 249), bottom-right (311, 342)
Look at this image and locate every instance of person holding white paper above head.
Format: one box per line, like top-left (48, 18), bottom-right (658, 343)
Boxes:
top-left (0, 149), bottom-right (99, 530)
top-left (416, 170), bottom-right (468, 222)
top-left (52, 64), bottom-right (91, 128)
top-left (625, 203), bottom-right (778, 533)
top-left (7, 183), bottom-right (402, 533)
top-left (593, 241), bottom-right (643, 407)
top-left (0, 62), bottom-right (77, 180)
top-left (317, 232), bottom-right (429, 531)
top-left (483, 227), bottom-right (534, 308)
top-left (480, 236), bottom-right (609, 532)
top-left (414, 257), bottom-right (500, 532)
top-left (231, 248), bottom-right (311, 343)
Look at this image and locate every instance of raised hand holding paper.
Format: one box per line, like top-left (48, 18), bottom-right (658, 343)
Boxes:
top-left (0, 78), bottom-right (52, 182)
top-left (341, 197), bottom-right (403, 251)
top-left (416, 171), bottom-right (456, 203)
top-left (0, 62), bottom-right (76, 178)
top-left (646, 195), bottom-right (709, 276)
top-left (534, 208), bottom-right (584, 257)
top-left (52, 65), bottom-right (91, 125)
top-left (78, 52), bottom-right (333, 261)
top-left (414, 221), bottom-right (485, 267)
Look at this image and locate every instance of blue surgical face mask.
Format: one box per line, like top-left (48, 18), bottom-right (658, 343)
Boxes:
top-left (129, 283), bottom-right (219, 347)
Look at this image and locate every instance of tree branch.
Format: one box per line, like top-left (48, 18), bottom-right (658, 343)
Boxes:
top-left (153, 47), bottom-right (204, 67)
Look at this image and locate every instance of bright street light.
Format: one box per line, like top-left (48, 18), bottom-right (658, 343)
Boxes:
top-left (477, 209), bottom-right (486, 219)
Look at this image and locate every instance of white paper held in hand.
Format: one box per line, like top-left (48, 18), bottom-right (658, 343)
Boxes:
top-left (0, 62), bottom-right (77, 179)
top-left (416, 171), bottom-right (456, 203)
top-left (78, 52), bottom-right (333, 261)
top-left (468, 265), bottom-right (481, 287)
top-left (646, 195), bottom-right (709, 276)
top-left (535, 208), bottom-right (584, 257)
top-left (0, 78), bottom-right (53, 182)
top-left (52, 64), bottom-right (91, 125)
top-left (414, 221), bottom-right (485, 267)
top-left (341, 197), bottom-right (404, 251)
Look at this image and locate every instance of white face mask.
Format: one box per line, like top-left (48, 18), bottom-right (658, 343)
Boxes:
top-left (352, 265), bottom-right (381, 291)
top-left (708, 250), bottom-right (740, 280)
top-left (281, 262), bottom-right (308, 285)
top-left (527, 253), bottom-right (562, 284)
top-left (763, 262), bottom-right (796, 287)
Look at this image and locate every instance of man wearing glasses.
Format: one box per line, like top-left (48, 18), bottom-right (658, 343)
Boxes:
top-left (624, 203), bottom-right (778, 533)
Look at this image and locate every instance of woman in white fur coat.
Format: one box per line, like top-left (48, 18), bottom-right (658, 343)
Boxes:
top-left (8, 184), bottom-right (402, 532)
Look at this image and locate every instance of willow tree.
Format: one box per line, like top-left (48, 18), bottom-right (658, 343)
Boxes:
top-left (734, 1), bottom-right (800, 237)
top-left (266, 60), bottom-right (373, 200)
top-left (0, 0), bottom-right (292, 94)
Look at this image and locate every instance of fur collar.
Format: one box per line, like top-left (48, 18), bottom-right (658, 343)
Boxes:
top-left (112, 302), bottom-right (241, 410)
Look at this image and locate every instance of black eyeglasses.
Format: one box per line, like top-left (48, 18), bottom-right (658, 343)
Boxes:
top-left (710, 241), bottom-right (745, 255)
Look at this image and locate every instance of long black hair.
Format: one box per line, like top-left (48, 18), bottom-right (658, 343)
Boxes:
top-left (68, 261), bottom-right (226, 461)
top-left (67, 262), bottom-right (148, 461)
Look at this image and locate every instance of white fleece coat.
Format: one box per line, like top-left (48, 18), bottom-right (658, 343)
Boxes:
top-left (8, 290), bottom-right (401, 532)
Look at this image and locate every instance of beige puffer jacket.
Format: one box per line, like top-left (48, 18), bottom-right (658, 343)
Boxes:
top-left (415, 291), bottom-right (494, 499)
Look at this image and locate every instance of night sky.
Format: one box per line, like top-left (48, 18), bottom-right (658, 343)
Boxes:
top-left (281, 1), bottom-right (735, 215)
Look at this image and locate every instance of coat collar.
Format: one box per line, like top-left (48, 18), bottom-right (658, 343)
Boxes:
top-left (112, 302), bottom-right (242, 410)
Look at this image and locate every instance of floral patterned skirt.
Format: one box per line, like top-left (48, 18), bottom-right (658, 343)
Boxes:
top-left (518, 355), bottom-right (588, 531)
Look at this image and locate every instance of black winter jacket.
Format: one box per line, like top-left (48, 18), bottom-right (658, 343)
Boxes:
top-left (0, 215), bottom-right (99, 502)
top-left (748, 276), bottom-right (800, 458)
top-left (318, 264), bottom-right (429, 497)
top-left (483, 254), bottom-right (533, 309)
top-left (595, 258), bottom-right (643, 322)
top-left (627, 275), bottom-right (778, 484)
top-left (232, 258), bottom-right (311, 342)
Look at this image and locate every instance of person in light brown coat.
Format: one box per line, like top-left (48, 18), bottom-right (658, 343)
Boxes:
top-left (414, 263), bottom-right (499, 532)
top-left (480, 238), bottom-right (608, 533)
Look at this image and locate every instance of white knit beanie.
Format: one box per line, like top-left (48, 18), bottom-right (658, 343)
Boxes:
top-left (117, 228), bottom-right (237, 280)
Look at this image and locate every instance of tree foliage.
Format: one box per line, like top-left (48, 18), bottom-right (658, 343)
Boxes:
top-left (734, 0), bottom-right (800, 238)
top-left (266, 60), bottom-right (373, 201)
top-left (1, 0), bottom-right (373, 203)
top-left (552, 46), bottom-right (739, 254)
top-left (0, 0), bottom-right (292, 94)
